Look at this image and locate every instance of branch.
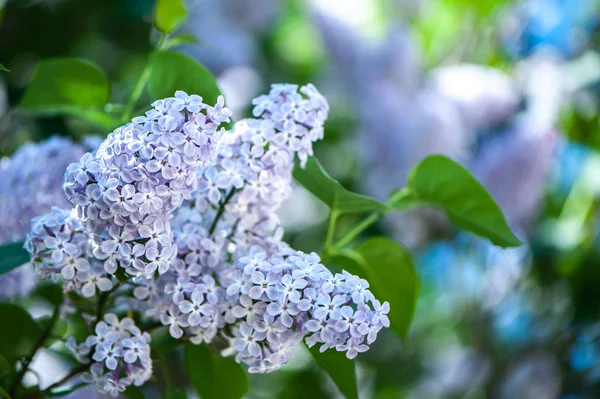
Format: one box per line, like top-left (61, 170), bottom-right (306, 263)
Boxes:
top-left (208, 189), bottom-right (236, 235)
top-left (9, 305), bottom-right (61, 397)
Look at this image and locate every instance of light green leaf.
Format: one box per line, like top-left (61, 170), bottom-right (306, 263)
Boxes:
top-left (0, 241), bottom-right (29, 276)
top-left (294, 157), bottom-right (388, 215)
top-left (332, 238), bottom-right (419, 340)
top-left (308, 345), bottom-right (358, 399)
top-left (15, 106), bottom-right (118, 130)
top-left (0, 304), bottom-right (42, 362)
top-left (154, 0), bottom-right (187, 33)
top-left (163, 34), bottom-right (201, 50)
top-left (389, 155), bottom-right (521, 248)
top-left (184, 344), bottom-right (247, 399)
top-left (46, 383), bottom-right (88, 397)
top-left (148, 51), bottom-right (222, 105)
top-left (0, 64), bottom-right (9, 72)
top-left (19, 58), bottom-right (110, 109)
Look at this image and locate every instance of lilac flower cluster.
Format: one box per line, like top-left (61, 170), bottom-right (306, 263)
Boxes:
top-left (24, 84), bottom-right (389, 387)
top-left (67, 314), bottom-right (151, 396)
top-left (0, 137), bottom-right (93, 300)
top-left (25, 207), bottom-right (113, 297)
top-left (131, 84), bottom-right (389, 372)
top-left (224, 244), bottom-right (390, 371)
top-left (60, 93), bottom-right (231, 279)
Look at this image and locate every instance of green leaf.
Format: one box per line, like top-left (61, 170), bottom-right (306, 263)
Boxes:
top-left (32, 283), bottom-right (63, 306)
top-left (124, 386), bottom-right (146, 399)
top-left (0, 241), bottom-right (29, 275)
top-left (294, 157), bottom-right (388, 215)
top-left (308, 345), bottom-right (358, 399)
top-left (46, 383), bottom-right (88, 397)
top-left (150, 326), bottom-right (179, 353)
top-left (19, 58), bottom-right (110, 109)
top-left (15, 106), bottom-right (118, 130)
top-left (0, 354), bottom-right (10, 377)
top-left (161, 388), bottom-right (188, 399)
top-left (66, 292), bottom-right (96, 314)
top-left (163, 34), bottom-right (201, 50)
top-left (148, 51), bottom-right (222, 105)
top-left (389, 155), bottom-right (522, 248)
top-left (184, 344), bottom-right (247, 399)
top-left (332, 238), bottom-right (419, 340)
top-left (0, 304), bottom-right (42, 362)
top-left (0, 64), bottom-right (9, 72)
top-left (37, 316), bottom-right (67, 347)
top-left (154, 0), bottom-right (187, 33)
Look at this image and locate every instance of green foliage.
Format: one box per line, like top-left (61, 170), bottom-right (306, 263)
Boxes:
top-left (148, 51), bottom-right (222, 105)
top-left (37, 316), bottom-right (67, 347)
top-left (0, 355), bottom-right (9, 378)
top-left (161, 388), bottom-right (188, 399)
top-left (163, 34), bottom-right (201, 50)
top-left (45, 383), bottom-right (89, 397)
top-left (17, 58), bottom-right (115, 128)
top-left (332, 238), bottom-right (419, 339)
top-left (0, 241), bottom-right (29, 276)
top-left (308, 345), bottom-right (358, 399)
top-left (19, 58), bottom-right (110, 108)
top-left (389, 155), bottom-right (522, 248)
top-left (154, 0), bottom-right (188, 34)
top-left (0, 354), bottom-right (11, 391)
top-left (0, 64), bottom-right (9, 72)
top-left (32, 283), bottom-right (63, 306)
top-left (294, 157), bottom-right (388, 215)
top-left (0, 304), bottom-right (41, 363)
top-left (124, 386), bottom-right (145, 399)
top-left (184, 344), bottom-right (248, 399)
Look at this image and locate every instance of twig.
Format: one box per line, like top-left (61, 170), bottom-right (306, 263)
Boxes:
top-left (208, 189), bottom-right (236, 235)
top-left (9, 305), bottom-right (61, 397)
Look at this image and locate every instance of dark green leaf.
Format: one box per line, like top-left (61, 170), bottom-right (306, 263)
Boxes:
top-left (294, 157), bottom-right (388, 215)
top-left (184, 344), bottom-right (247, 399)
top-left (150, 327), bottom-right (179, 353)
top-left (0, 241), bottom-right (29, 275)
top-left (19, 58), bottom-right (110, 109)
top-left (37, 316), bottom-right (67, 347)
top-left (154, 0), bottom-right (187, 33)
top-left (32, 283), bottom-right (63, 306)
top-left (66, 292), bottom-right (96, 314)
top-left (0, 64), bottom-right (9, 72)
top-left (389, 155), bottom-right (521, 248)
top-left (308, 345), bottom-right (358, 399)
top-left (124, 386), bottom-right (145, 399)
top-left (332, 238), bottom-right (419, 340)
top-left (0, 354), bottom-right (10, 377)
top-left (148, 51), bottom-right (222, 105)
top-left (0, 304), bottom-right (42, 362)
top-left (161, 388), bottom-right (188, 399)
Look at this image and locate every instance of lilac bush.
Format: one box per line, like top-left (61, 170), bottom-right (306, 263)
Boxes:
top-left (24, 84), bottom-right (390, 395)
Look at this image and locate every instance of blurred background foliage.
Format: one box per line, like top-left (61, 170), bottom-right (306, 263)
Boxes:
top-left (2, 0), bottom-right (600, 398)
